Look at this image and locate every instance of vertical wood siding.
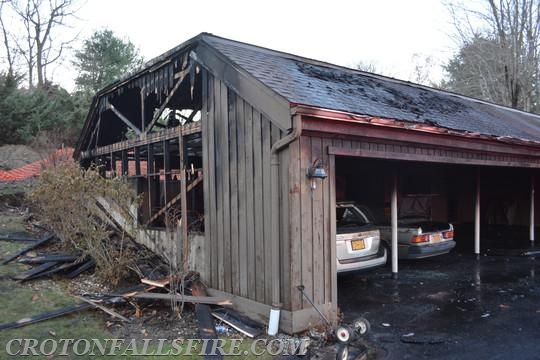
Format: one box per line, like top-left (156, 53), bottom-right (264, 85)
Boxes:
top-left (287, 135), bottom-right (336, 310)
top-left (288, 134), bottom-right (392, 311)
top-left (202, 72), bottom-right (286, 306)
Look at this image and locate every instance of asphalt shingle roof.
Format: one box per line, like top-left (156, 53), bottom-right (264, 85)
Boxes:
top-left (202, 34), bottom-right (540, 144)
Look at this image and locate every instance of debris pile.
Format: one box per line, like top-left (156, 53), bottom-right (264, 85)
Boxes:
top-left (0, 233), bottom-right (264, 346)
top-left (1, 233), bottom-right (95, 282)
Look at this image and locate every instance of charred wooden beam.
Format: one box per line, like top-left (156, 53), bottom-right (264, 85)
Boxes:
top-left (163, 139), bottom-right (171, 206)
top-left (140, 86), bottom-right (146, 132)
top-left (134, 147), bottom-right (141, 176)
top-left (144, 172), bottom-right (202, 227)
top-left (12, 262), bottom-right (59, 281)
top-left (121, 150), bottom-right (128, 176)
top-left (147, 143), bottom-right (155, 224)
top-left (179, 133), bottom-right (188, 273)
top-left (0, 303), bottom-right (92, 331)
top-left (26, 261), bottom-right (80, 280)
top-left (110, 151), bottom-right (116, 174)
top-left (1, 234), bottom-right (54, 265)
top-left (328, 146), bottom-right (540, 168)
top-left (79, 123), bottom-right (201, 160)
top-left (17, 254), bottom-right (80, 264)
top-left (66, 259), bottom-right (96, 278)
top-left (145, 65), bottom-right (192, 134)
top-left (192, 281), bottom-right (224, 360)
top-left (107, 102), bottom-right (142, 135)
top-left (86, 116), bottom-right (100, 151)
top-left (0, 233), bottom-right (39, 242)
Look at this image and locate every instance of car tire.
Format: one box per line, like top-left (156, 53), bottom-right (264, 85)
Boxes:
top-left (381, 241), bottom-right (391, 266)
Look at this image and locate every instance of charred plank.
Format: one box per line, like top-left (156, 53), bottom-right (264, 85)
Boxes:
top-left (66, 259), bottom-right (96, 278)
top-left (17, 254), bottom-right (80, 264)
top-left (11, 262), bottom-right (59, 281)
top-left (0, 303), bottom-right (92, 331)
top-left (1, 234), bottom-right (55, 265)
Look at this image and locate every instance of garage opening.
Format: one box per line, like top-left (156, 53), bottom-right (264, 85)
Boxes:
top-left (334, 156), bottom-right (539, 278)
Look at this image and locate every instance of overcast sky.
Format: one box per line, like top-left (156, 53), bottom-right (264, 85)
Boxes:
top-left (12, 0), bottom-right (465, 90)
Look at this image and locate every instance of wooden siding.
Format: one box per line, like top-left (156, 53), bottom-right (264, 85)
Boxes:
top-left (202, 71), bottom-right (286, 306)
top-left (287, 135), bottom-right (337, 311)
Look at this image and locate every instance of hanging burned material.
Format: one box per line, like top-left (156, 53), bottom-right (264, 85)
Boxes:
top-left (190, 63), bottom-right (196, 100)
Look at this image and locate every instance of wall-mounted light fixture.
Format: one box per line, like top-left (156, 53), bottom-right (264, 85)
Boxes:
top-left (307, 159), bottom-right (327, 190)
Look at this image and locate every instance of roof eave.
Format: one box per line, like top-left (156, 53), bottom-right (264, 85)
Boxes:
top-left (292, 104), bottom-right (540, 150)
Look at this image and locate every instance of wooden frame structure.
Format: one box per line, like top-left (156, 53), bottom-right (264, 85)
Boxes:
top-left (76, 33), bottom-right (540, 334)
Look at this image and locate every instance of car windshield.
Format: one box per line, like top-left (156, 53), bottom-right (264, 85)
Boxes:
top-left (336, 206), bottom-right (371, 227)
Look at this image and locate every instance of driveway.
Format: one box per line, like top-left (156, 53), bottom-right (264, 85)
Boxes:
top-left (338, 252), bottom-right (540, 359)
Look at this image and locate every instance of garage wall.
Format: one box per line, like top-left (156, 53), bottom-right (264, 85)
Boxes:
top-left (201, 70), bottom-right (288, 308)
top-left (287, 135), bottom-right (335, 312)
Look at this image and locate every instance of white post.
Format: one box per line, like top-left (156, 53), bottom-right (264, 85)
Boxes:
top-left (475, 172), bottom-right (481, 258)
top-left (391, 173), bottom-right (398, 278)
top-left (530, 176), bottom-right (535, 244)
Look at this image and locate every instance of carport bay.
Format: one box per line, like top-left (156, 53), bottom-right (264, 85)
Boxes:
top-left (334, 158), bottom-right (539, 259)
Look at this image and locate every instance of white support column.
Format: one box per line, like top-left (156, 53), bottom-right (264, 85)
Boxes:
top-left (530, 176), bottom-right (535, 244)
top-left (391, 173), bottom-right (398, 278)
top-left (475, 171), bottom-right (481, 258)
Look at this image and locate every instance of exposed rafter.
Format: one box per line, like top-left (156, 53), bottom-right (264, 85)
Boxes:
top-left (145, 64), bottom-right (193, 134)
top-left (107, 102), bottom-right (142, 135)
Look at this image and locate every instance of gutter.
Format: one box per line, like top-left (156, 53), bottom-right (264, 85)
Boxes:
top-left (267, 110), bottom-right (302, 335)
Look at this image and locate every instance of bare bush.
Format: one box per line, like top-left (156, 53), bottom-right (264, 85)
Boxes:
top-left (29, 159), bottom-right (140, 285)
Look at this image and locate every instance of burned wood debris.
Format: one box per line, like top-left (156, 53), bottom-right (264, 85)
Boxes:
top-left (0, 260), bottom-right (247, 338)
top-left (0, 229), bottom-right (260, 342)
top-left (1, 233), bottom-right (54, 265)
top-left (0, 233), bottom-right (96, 282)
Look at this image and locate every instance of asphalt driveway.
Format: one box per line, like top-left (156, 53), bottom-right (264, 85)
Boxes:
top-left (338, 251), bottom-right (540, 359)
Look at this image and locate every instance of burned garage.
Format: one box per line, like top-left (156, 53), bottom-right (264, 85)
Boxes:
top-left (75, 33), bottom-right (540, 335)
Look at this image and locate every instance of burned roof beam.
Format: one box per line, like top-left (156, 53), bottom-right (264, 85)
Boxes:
top-left (79, 122), bottom-right (201, 159)
top-left (107, 102), bottom-right (142, 136)
top-left (145, 64), bottom-right (192, 134)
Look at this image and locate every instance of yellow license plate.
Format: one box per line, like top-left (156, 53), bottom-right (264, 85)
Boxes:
top-left (431, 234), bottom-right (441, 242)
top-left (351, 239), bottom-right (365, 250)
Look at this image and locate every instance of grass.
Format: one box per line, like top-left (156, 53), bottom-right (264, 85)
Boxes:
top-left (0, 214), bottom-right (275, 359)
top-left (0, 181), bottom-right (31, 199)
top-left (0, 214), bottom-right (27, 234)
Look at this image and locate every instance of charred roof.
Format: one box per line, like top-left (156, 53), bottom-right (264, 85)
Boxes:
top-left (202, 34), bottom-right (540, 144)
top-left (77, 32), bottom-right (540, 154)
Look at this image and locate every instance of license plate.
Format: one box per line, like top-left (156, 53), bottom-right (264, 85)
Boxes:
top-left (351, 239), bottom-right (365, 250)
top-left (431, 234), bottom-right (441, 242)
